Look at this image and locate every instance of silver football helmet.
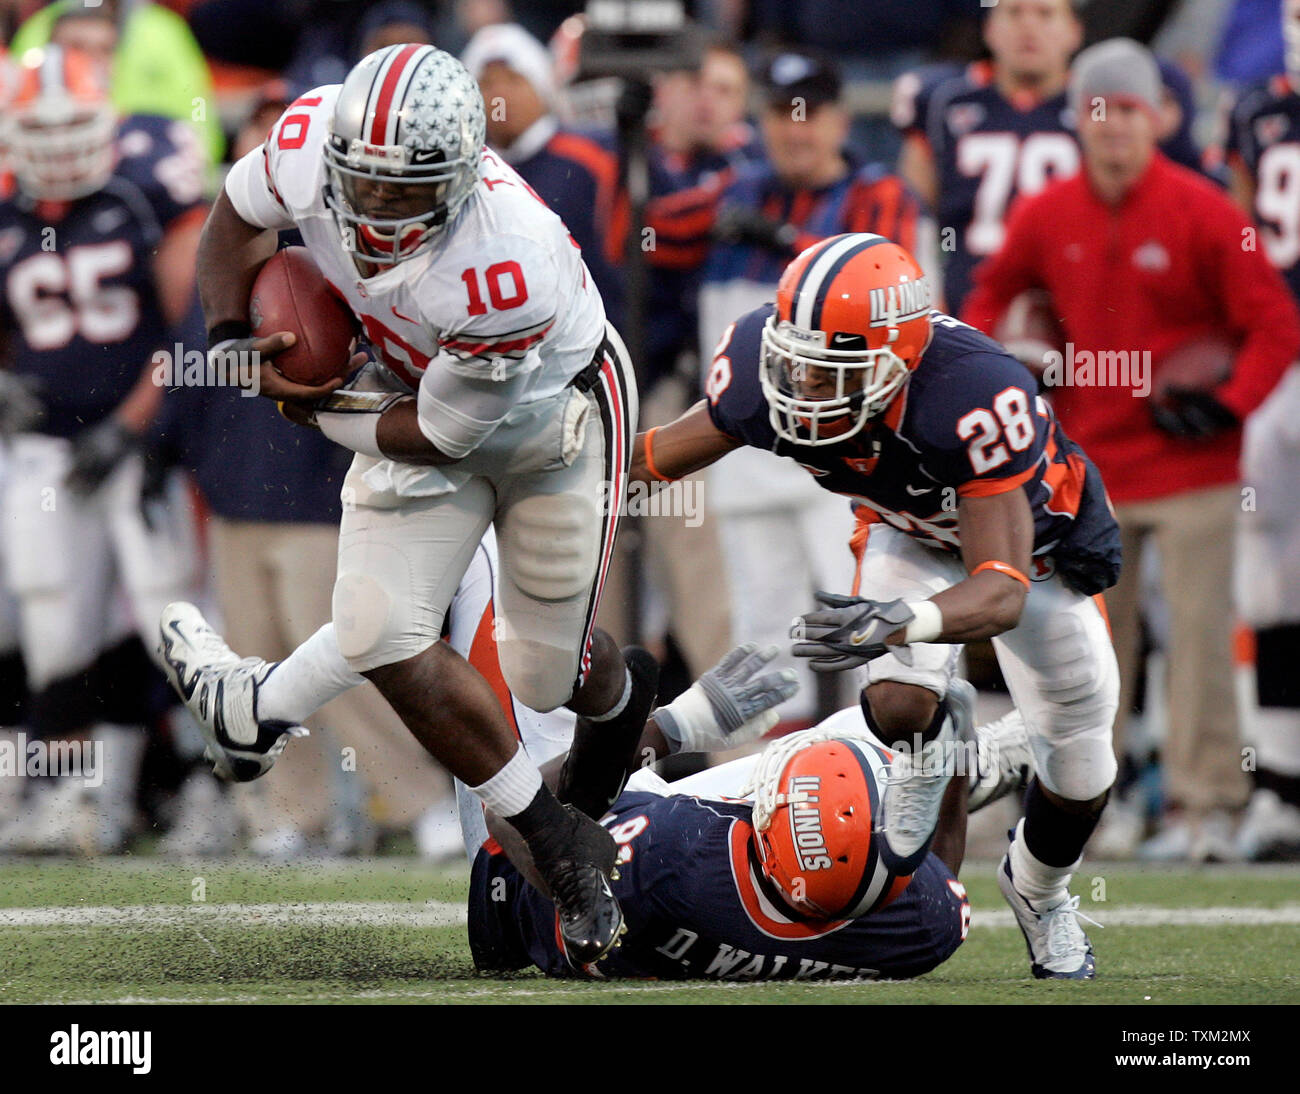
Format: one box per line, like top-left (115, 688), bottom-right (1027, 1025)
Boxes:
top-left (323, 44), bottom-right (486, 267)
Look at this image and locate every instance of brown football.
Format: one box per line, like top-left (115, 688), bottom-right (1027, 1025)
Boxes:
top-left (249, 247), bottom-right (359, 385)
top-left (1152, 334), bottom-right (1236, 405)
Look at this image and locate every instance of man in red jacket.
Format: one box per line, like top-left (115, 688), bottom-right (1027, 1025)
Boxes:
top-left (964, 38), bottom-right (1300, 862)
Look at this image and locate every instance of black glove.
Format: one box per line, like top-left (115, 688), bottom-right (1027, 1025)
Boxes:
top-left (791, 592), bottom-right (917, 672)
top-left (138, 439), bottom-right (176, 532)
top-left (711, 205), bottom-right (799, 254)
top-left (1150, 386), bottom-right (1238, 440)
top-left (66, 418), bottom-right (138, 495)
top-left (0, 372), bottom-right (46, 436)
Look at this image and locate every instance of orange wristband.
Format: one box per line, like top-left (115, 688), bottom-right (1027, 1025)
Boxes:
top-left (971, 559), bottom-right (1031, 589)
top-left (643, 427), bottom-right (678, 483)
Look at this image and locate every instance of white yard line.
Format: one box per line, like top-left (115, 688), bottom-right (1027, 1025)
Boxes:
top-left (0, 901), bottom-right (466, 928)
top-left (4, 902), bottom-right (1300, 930)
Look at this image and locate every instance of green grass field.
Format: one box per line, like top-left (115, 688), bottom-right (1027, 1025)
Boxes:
top-left (2, 858), bottom-right (1298, 1004)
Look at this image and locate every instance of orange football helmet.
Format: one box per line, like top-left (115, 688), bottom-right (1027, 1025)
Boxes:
top-left (3, 46), bottom-right (116, 202)
top-left (747, 728), bottom-right (913, 919)
top-left (760, 233), bottom-right (933, 446)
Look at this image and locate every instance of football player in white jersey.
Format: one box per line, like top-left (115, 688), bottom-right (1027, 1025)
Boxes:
top-left (172, 44), bottom-right (652, 965)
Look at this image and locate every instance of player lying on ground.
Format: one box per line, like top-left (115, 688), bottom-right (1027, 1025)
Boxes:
top-left (633, 232), bottom-right (1122, 979)
top-left (194, 44), bottom-right (657, 963)
top-left (471, 658), bottom-right (1031, 979)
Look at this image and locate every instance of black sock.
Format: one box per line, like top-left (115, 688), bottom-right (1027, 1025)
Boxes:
top-left (1023, 779), bottom-right (1104, 867)
top-left (0, 651), bottom-right (27, 726)
top-left (504, 785), bottom-right (570, 845)
top-left (1256, 766), bottom-right (1300, 809)
top-left (559, 648), bottom-right (660, 818)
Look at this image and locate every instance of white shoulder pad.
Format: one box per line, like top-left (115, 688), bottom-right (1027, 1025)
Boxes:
top-left (244, 85), bottom-right (338, 224)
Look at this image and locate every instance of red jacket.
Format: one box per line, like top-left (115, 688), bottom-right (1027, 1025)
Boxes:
top-left (963, 152), bottom-right (1300, 503)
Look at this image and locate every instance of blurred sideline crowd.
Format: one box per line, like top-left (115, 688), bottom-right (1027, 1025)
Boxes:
top-left (1, 0), bottom-right (1299, 865)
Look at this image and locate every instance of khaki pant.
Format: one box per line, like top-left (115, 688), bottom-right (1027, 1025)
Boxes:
top-left (209, 517), bottom-right (444, 837)
top-left (1105, 484), bottom-right (1250, 815)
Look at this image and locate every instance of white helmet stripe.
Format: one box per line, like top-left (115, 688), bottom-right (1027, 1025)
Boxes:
top-left (792, 233), bottom-right (884, 331)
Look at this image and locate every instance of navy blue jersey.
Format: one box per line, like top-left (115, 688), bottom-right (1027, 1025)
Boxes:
top-left (897, 61), bottom-right (1079, 313)
top-left (469, 787), bottom-right (969, 980)
top-left (704, 305), bottom-right (1121, 595)
top-left (1225, 74), bottom-right (1300, 300)
top-left (702, 156), bottom-right (920, 293)
top-left (0, 115), bottom-right (205, 438)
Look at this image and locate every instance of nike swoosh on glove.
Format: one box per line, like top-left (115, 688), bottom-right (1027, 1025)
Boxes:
top-left (791, 592), bottom-right (916, 672)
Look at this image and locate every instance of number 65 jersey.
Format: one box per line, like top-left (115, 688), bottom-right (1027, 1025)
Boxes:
top-left (223, 84), bottom-right (607, 402)
top-left (704, 305), bottom-right (1121, 595)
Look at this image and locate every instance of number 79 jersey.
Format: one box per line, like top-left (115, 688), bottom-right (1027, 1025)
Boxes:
top-left (224, 85), bottom-right (607, 399)
top-left (704, 305), bottom-right (1121, 595)
top-left (893, 62), bottom-right (1078, 312)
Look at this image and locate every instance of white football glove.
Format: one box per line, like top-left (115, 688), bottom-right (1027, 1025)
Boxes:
top-left (653, 643), bottom-right (800, 753)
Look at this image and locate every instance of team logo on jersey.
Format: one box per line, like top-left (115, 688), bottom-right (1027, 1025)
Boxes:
top-left (945, 103), bottom-right (985, 136)
top-left (842, 456), bottom-right (879, 475)
top-left (868, 279), bottom-right (932, 327)
top-left (1254, 114), bottom-right (1290, 148)
top-left (1131, 241), bottom-right (1170, 272)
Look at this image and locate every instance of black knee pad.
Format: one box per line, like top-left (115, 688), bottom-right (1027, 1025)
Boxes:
top-left (0, 650), bottom-right (28, 725)
top-left (1256, 625), bottom-right (1300, 708)
top-left (95, 636), bottom-right (173, 725)
top-left (28, 637), bottom-right (169, 737)
top-left (29, 666), bottom-right (101, 739)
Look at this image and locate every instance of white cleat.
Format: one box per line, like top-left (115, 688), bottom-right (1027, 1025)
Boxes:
top-left (1236, 789), bottom-right (1300, 862)
top-left (878, 677), bottom-right (976, 862)
top-left (158, 603), bottom-right (307, 783)
top-left (968, 707), bottom-right (1033, 813)
top-left (998, 855), bottom-right (1099, 980)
